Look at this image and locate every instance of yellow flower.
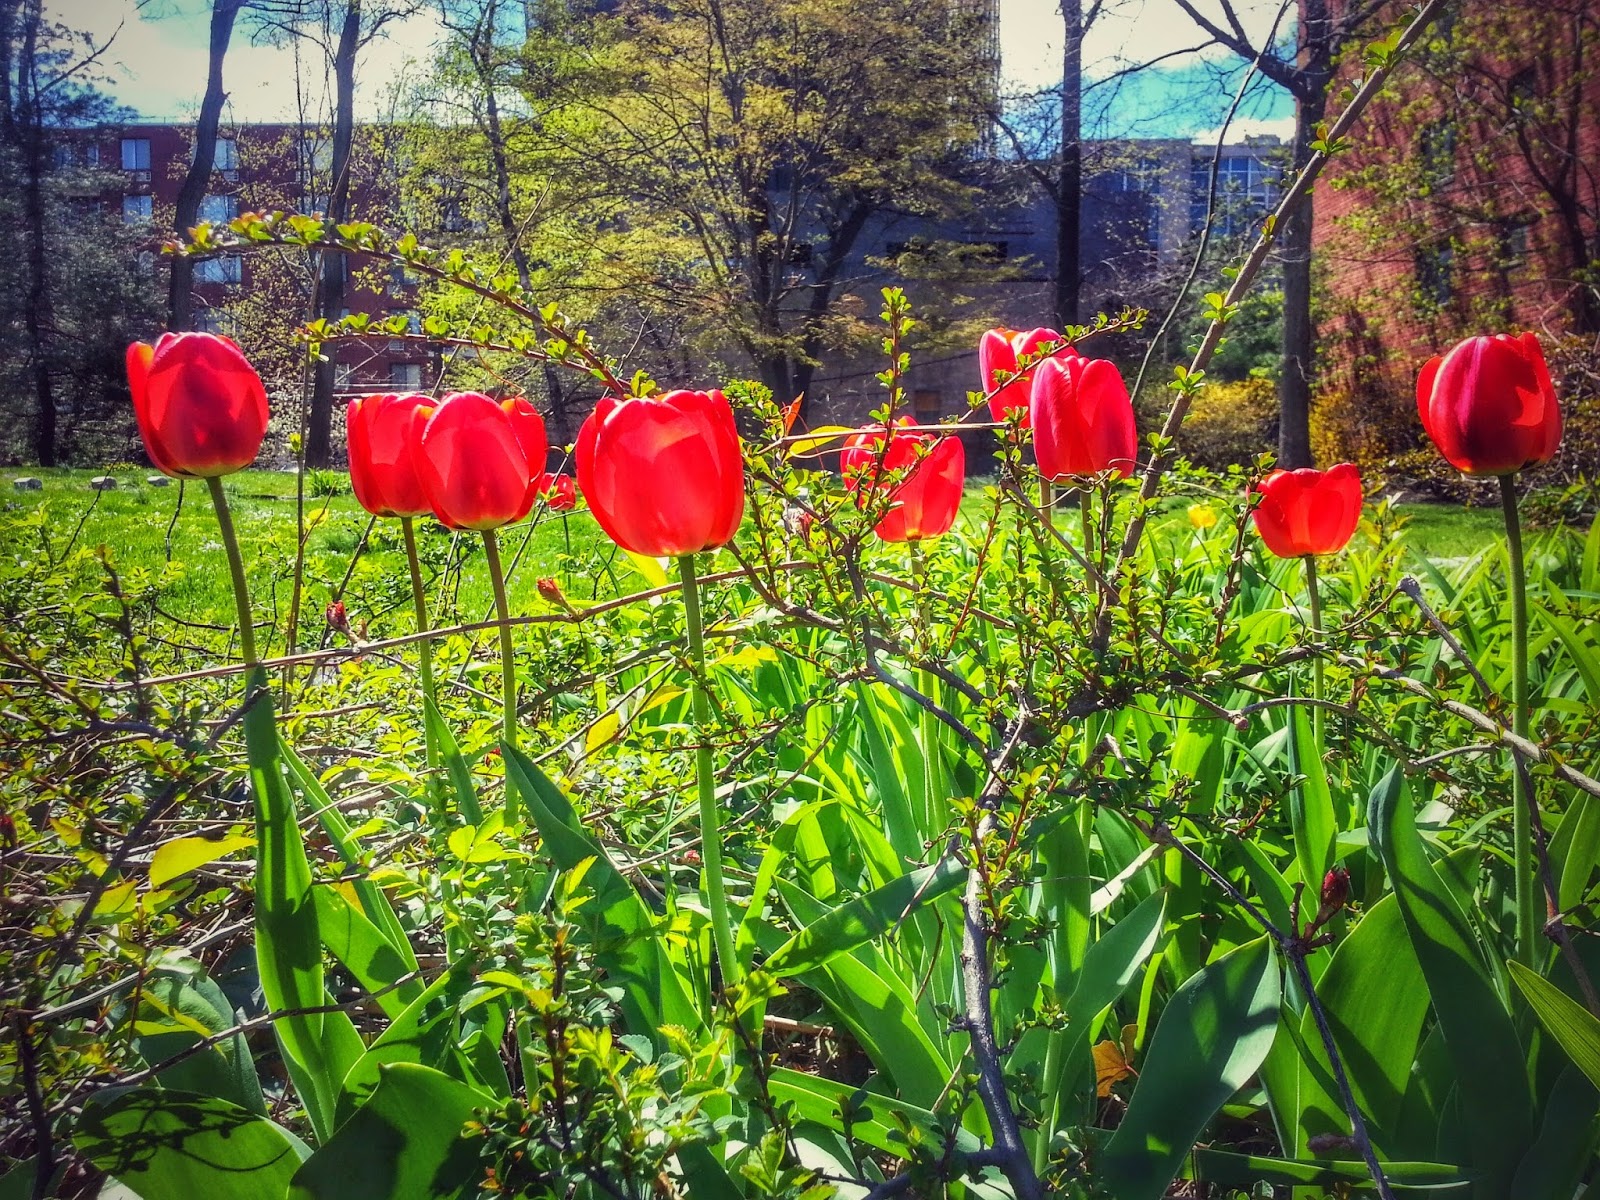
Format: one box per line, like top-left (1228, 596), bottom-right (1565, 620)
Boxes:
top-left (1187, 502), bottom-right (1218, 530)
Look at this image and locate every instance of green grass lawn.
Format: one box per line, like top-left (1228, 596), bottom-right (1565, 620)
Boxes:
top-left (1, 468), bottom-right (615, 653)
top-left (1386, 500), bottom-right (1509, 560)
top-left (0, 468), bottom-right (1547, 657)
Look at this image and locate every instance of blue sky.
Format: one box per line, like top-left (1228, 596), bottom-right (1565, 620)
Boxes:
top-left (47, 0), bottom-right (1294, 142)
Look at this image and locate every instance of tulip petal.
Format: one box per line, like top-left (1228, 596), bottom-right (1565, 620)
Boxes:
top-left (349, 393), bottom-right (433, 518)
top-left (1420, 334), bottom-right (1563, 475)
top-left (841, 419), bottom-right (964, 542)
top-left (129, 333), bottom-right (267, 477)
top-left (126, 341), bottom-right (184, 478)
top-left (577, 391), bottom-right (744, 557)
top-left (1252, 465), bottom-right (1363, 558)
top-left (416, 392), bottom-right (535, 530)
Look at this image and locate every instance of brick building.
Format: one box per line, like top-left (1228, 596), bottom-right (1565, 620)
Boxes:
top-left (50, 118), bottom-right (1282, 441)
top-left (1312, 0), bottom-right (1599, 466)
top-left (55, 121), bottom-right (432, 396)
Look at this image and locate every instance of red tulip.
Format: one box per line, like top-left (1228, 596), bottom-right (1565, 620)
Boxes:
top-left (1416, 332), bottom-right (1562, 476)
top-left (413, 392), bottom-right (547, 530)
top-left (347, 393), bottom-right (431, 518)
top-left (576, 389), bottom-right (745, 557)
top-left (980, 326), bottom-right (1068, 424)
top-left (841, 418), bottom-right (965, 543)
top-left (1029, 354), bottom-right (1137, 480)
top-left (125, 332), bottom-right (269, 477)
top-left (537, 472), bottom-right (577, 511)
top-left (1252, 464), bottom-right (1363, 558)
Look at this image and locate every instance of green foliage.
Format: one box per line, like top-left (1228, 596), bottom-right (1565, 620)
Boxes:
top-left (10, 220), bottom-right (1600, 1200)
top-left (1172, 377), bottom-right (1278, 469)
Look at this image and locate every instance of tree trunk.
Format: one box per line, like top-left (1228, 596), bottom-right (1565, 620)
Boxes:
top-left (1277, 86), bottom-right (1324, 470)
top-left (474, 0), bottom-right (569, 450)
top-left (17, 0), bottom-right (55, 465)
top-left (170, 0), bottom-right (243, 331)
top-left (306, 0), bottom-right (359, 468)
top-left (0, 0), bottom-right (19, 138)
top-left (1056, 0), bottom-right (1082, 328)
top-left (1557, 196), bottom-right (1600, 333)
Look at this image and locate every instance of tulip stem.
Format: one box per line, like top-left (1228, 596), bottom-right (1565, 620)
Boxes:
top-left (678, 552), bottom-right (742, 992)
top-left (482, 528), bottom-right (520, 823)
top-left (402, 517), bottom-right (439, 779)
top-left (206, 477), bottom-right (257, 668)
top-left (910, 539), bottom-right (944, 837)
top-left (1303, 554), bottom-right (1324, 746)
top-left (1079, 489), bottom-right (1095, 566)
top-left (1500, 472), bottom-right (1537, 966)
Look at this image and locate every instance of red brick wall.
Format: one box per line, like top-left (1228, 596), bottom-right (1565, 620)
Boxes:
top-left (1312, 0), bottom-right (1599, 467)
top-left (59, 122), bottom-right (432, 397)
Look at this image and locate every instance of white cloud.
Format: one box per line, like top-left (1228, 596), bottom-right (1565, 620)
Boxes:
top-left (999, 0), bottom-right (1294, 92)
top-left (1189, 114), bottom-right (1296, 144)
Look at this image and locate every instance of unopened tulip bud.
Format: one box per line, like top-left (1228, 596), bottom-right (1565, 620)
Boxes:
top-left (1312, 866), bottom-right (1350, 930)
top-left (126, 332), bottom-right (269, 478)
top-left (1253, 465), bottom-right (1363, 558)
top-left (979, 326), bottom-right (1067, 424)
top-left (537, 576), bottom-right (580, 616)
top-left (1417, 332), bottom-right (1562, 476)
top-left (325, 600), bottom-right (350, 635)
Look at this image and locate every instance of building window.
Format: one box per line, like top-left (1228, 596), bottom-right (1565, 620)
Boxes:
top-left (388, 310), bottom-right (423, 351)
top-left (53, 143), bottom-right (76, 169)
top-left (1420, 122), bottom-right (1456, 188)
top-left (198, 193), bottom-right (238, 225)
top-left (213, 137), bottom-right (238, 173)
top-left (122, 194), bottom-right (153, 224)
top-left (335, 361), bottom-right (356, 389)
top-left (196, 255), bottom-right (243, 285)
top-left (300, 134), bottom-right (333, 177)
top-left (1500, 218), bottom-right (1534, 266)
top-left (913, 390), bottom-right (942, 422)
top-left (1190, 152), bottom-right (1280, 236)
top-left (194, 309), bottom-right (230, 335)
top-left (388, 263), bottom-right (420, 295)
top-left (390, 362), bottom-right (423, 390)
top-left (1510, 66), bottom-right (1538, 111)
top-left (1109, 155), bottom-right (1163, 195)
top-left (121, 137), bottom-right (151, 171)
top-left (1416, 242), bottom-right (1453, 305)
top-left (85, 142), bottom-right (101, 167)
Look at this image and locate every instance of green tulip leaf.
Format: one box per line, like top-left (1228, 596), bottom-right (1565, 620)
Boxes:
top-left (1508, 960), bottom-right (1600, 1090)
top-left (289, 1064), bottom-right (484, 1200)
top-left (244, 675), bottom-right (356, 1144)
top-left (763, 855), bottom-right (965, 978)
top-left (1368, 766), bottom-right (1533, 1194)
top-left (1287, 706), bottom-right (1336, 889)
top-left (132, 967), bottom-right (267, 1117)
top-left (501, 741), bottom-right (701, 1037)
top-left (74, 1089), bottom-right (309, 1200)
top-left (1190, 1148), bottom-right (1465, 1191)
top-left (1098, 936), bottom-right (1281, 1200)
